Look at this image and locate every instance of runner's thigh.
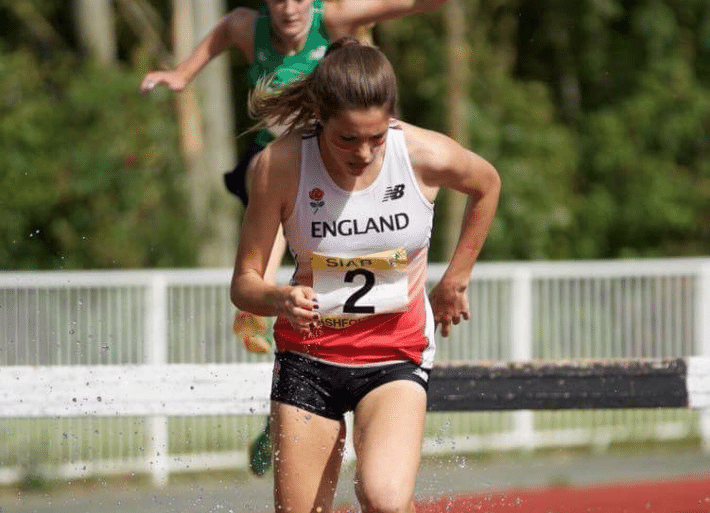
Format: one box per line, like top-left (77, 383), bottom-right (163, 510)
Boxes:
top-left (271, 401), bottom-right (346, 513)
top-left (352, 380), bottom-right (427, 512)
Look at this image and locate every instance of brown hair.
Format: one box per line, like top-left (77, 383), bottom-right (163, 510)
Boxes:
top-left (248, 37), bottom-right (398, 134)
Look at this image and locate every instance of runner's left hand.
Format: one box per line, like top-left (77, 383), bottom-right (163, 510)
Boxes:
top-left (429, 280), bottom-right (470, 337)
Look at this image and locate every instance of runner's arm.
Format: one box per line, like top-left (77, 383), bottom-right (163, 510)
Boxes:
top-left (140, 8), bottom-right (257, 93)
top-left (406, 125), bottom-right (501, 336)
top-left (230, 138), bottom-right (319, 332)
top-left (324, 0), bottom-right (448, 38)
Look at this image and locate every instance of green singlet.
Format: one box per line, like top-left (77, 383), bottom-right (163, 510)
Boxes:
top-left (247, 0), bottom-right (330, 147)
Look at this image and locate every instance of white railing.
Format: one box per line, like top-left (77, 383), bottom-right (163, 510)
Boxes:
top-left (1, 258), bottom-right (709, 486)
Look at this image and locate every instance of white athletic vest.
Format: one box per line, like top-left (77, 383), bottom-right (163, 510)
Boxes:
top-left (275, 126), bottom-right (435, 368)
top-left (285, 124), bottom-right (434, 310)
top-left (277, 125), bottom-right (436, 367)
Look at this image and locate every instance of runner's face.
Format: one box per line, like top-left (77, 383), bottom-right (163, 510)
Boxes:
top-left (320, 107), bottom-right (390, 179)
top-left (266, 0), bottom-right (314, 40)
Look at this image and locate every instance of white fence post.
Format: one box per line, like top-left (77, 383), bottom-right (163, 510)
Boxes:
top-left (511, 267), bottom-right (534, 450)
top-left (145, 273), bottom-right (170, 486)
top-left (697, 263), bottom-right (710, 452)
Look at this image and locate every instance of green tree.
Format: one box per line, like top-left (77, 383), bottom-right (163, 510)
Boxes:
top-left (578, 60), bottom-right (710, 257)
top-left (0, 50), bottom-right (196, 269)
top-left (382, 4), bottom-right (580, 261)
top-left (472, 0), bottom-right (710, 259)
top-left (3, 0), bottom-right (710, 268)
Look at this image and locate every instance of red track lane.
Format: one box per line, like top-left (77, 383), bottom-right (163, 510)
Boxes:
top-left (337, 475), bottom-right (710, 513)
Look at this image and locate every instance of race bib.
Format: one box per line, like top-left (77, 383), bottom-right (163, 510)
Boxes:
top-left (311, 248), bottom-right (408, 329)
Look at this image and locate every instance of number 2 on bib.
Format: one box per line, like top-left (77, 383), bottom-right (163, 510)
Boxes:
top-left (343, 268), bottom-right (375, 314)
top-left (311, 248), bottom-right (408, 326)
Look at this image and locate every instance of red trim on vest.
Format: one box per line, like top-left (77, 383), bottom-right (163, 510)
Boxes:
top-left (273, 291), bottom-right (428, 365)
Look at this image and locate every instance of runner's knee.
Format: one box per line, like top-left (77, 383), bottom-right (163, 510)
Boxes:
top-left (355, 473), bottom-right (414, 513)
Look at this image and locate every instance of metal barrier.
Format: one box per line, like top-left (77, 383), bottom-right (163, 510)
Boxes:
top-left (1, 258), bottom-right (709, 486)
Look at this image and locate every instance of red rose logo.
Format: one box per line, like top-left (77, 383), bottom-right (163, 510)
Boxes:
top-left (309, 188), bottom-right (324, 201)
top-left (309, 188), bottom-right (325, 214)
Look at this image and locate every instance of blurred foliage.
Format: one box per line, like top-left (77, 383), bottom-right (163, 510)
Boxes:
top-left (578, 60), bottom-right (710, 257)
top-left (383, 0), bottom-right (710, 260)
top-left (507, 0), bottom-right (710, 258)
top-left (1, 0), bottom-right (710, 269)
top-left (0, 49), bottom-right (196, 269)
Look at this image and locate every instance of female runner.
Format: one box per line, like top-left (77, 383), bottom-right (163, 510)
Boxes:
top-left (231, 38), bottom-right (500, 513)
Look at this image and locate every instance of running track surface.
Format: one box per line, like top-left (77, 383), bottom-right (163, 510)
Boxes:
top-left (336, 475), bottom-right (710, 513)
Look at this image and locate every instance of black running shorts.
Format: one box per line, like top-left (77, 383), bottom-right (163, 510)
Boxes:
top-left (270, 351), bottom-right (430, 420)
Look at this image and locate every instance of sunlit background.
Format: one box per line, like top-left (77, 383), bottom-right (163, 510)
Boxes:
top-left (2, 1), bottom-right (710, 512)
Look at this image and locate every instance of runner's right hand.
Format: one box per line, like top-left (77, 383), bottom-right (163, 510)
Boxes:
top-left (140, 71), bottom-right (188, 94)
top-left (276, 285), bottom-right (320, 335)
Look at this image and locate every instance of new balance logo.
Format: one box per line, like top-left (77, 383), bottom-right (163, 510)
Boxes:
top-left (412, 368), bottom-right (429, 382)
top-left (383, 184), bottom-right (405, 201)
